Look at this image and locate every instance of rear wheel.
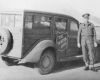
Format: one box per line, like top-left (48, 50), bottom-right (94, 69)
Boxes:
top-left (38, 50), bottom-right (56, 75)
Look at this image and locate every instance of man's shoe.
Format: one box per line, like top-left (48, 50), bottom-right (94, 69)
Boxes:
top-left (90, 67), bottom-right (97, 72)
top-left (84, 66), bottom-right (89, 70)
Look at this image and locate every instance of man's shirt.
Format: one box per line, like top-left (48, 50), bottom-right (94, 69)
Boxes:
top-left (77, 22), bottom-right (96, 44)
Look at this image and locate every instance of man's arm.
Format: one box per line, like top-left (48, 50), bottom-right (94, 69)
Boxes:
top-left (91, 24), bottom-right (96, 42)
top-left (77, 23), bottom-right (82, 47)
top-left (93, 27), bottom-right (96, 42)
top-left (91, 24), bottom-right (97, 47)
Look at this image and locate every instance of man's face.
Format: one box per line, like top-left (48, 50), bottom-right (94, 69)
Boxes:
top-left (83, 15), bottom-right (89, 22)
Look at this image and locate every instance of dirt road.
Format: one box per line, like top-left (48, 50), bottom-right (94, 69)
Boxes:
top-left (0, 57), bottom-right (100, 80)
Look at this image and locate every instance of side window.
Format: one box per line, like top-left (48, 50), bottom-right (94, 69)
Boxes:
top-left (25, 14), bottom-right (51, 29)
top-left (70, 21), bottom-right (78, 31)
top-left (25, 15), bottom-right (34, 29)
top-left (34, 15), bottom-right (51, 27)
top-left (40, 16), bottom-right (51, 26)
top-left (55, 18), bottom-right (67, 30)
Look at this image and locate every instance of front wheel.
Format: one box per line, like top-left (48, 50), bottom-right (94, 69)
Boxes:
top-left (38, 50), bottom-right (56, 75)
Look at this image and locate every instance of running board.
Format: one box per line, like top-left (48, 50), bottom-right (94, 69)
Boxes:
top-left (59, 55), bottom-right (83, 62)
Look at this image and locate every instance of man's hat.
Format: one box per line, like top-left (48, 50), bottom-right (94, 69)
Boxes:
top-left (82, 13), bottom-right (90, 18)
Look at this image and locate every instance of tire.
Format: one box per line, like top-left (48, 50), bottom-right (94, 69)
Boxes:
top-left (0, 27), bottom-right (12, 55)
top-left (38, 50), bottom-right (56, 75)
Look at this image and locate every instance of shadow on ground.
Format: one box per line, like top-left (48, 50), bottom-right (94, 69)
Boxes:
top-left (17, 59), bottom-right (85, 74)
top-left (17, 62), bottom-right (35, 68)
top-left (53, 60), bottom-right (84, 73)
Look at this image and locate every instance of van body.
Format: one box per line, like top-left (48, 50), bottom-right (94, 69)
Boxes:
top-left (0, 10), bottom-right (81, 74)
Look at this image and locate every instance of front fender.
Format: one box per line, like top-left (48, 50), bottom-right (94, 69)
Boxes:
top-left (19, 40), bottom-right (55, 63)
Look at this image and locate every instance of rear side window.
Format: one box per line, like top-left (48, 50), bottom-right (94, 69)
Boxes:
top-left (24, 15), bottom-right (51, 29)
top-left (34, 15), bottom-right (51, 27)
top-left (24, 15), bottom-right (34, 29)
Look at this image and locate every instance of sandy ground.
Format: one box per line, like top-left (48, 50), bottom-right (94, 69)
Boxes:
top-left (0, 47), bottom-right (100, 80)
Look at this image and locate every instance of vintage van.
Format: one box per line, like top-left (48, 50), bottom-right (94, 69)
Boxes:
top-left (0, 10), bottom-right (81, 75)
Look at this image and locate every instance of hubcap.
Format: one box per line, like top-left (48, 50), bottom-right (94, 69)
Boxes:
top-left (0, 36), bottom-right (4, 45)
top-left (42, 56), bottom-right (51, 68)
top-left (0, 34), bottom-right (8, 54)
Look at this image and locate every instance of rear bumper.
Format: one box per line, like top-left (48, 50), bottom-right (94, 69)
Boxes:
top-left (1, 55), bottom-right (21, 64)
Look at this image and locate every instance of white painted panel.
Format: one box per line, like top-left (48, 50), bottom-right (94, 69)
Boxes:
top-left (0, 12), bottom-right (23, 58)
top-left (8, 14), bottom-right (23, 58)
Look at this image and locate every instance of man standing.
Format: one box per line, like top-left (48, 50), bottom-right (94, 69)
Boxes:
top-left (77, 13), bottom-right (97, 71)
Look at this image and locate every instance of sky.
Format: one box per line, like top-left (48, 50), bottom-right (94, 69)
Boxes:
top-left (0, 0), bottom-right (100, 25)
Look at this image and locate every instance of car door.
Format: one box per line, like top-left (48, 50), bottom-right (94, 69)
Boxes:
top-left (68, 20), bottom-right (81, 56)
top-left (55, 17), bottom-right (68, 58)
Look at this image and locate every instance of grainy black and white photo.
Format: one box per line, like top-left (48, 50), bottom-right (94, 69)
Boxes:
top-left (0, 0), bottom-right (100, 80)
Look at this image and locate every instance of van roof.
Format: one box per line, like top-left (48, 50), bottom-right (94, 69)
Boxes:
top-left (24, 10), bottom-right (78, 22)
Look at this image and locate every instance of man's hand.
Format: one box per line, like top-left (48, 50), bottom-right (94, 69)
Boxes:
top-left (94, 42), bottom-right (97, 47)
top-left (77, 43), bottom-right (81, 48)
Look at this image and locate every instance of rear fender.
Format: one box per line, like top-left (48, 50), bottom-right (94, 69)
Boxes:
top-left (19, 40), bottom-right (55, 63)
